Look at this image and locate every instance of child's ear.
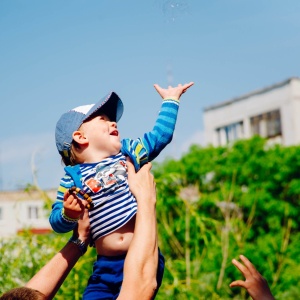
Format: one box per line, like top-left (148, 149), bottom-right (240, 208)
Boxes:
top-left (72, 131), bottom-right (88, 145)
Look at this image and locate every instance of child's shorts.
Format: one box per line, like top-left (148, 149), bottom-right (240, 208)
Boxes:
top-left (82, 249), bottom-right (165, 300)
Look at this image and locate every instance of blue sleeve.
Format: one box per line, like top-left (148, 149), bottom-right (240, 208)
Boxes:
top-left (121, 99), bottom-right (179, 170)
top-left (49, 174), bottom-right (78, 233)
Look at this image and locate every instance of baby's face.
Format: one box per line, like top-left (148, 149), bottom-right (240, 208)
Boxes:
top-left (80, 113), bottom-right (121, 157)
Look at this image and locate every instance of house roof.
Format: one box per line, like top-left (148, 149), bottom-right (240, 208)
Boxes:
top-left (203, 77), bottom-right (300, 112)
top-left (0, 189), bottom-right (56, 202)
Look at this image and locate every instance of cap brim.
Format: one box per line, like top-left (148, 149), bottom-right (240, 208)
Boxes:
top-left (84, 92), bottom-right (124, 123)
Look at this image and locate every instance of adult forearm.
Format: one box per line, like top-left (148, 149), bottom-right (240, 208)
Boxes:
top-left (120, 160), bottom-right (159, 300)
top-left (26, 242), bottom-right (82, 300)
top-left (119, 198), bottom-right (158, 300)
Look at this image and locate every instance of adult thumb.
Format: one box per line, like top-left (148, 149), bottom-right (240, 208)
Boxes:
top-left (126, 157), bottom-right (134, 174)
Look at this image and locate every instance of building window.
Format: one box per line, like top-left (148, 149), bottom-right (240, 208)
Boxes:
top-left (216, 121), bottom-right (244, 145)
top-left (28, 206), bottom-right (39, 219)
top-left (250, 109), bottom-right (281, 138)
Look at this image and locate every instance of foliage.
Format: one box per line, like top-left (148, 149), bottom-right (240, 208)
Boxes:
top-left (1, 137), bottom-right (300, 299)
top-left (0, 231), bottom-right (96, 299)
top-left (153, 136), bottom-right (300, 299)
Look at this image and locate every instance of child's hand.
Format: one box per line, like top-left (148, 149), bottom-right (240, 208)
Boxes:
top-left (153, 82), bottom-right (194, 101)
top-left (230, 255), bottom-right (275, 300)
top-left (63, 190), bottom-right (87, 220)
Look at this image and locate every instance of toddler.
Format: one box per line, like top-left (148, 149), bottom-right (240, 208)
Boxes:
top-left (50, 82), bottom-right (194, 299)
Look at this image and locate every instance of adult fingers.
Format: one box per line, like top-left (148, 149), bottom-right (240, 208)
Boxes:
top-left (141, 161), bottom-right (152, 172)
top-left (79, 208), bottom-right (89, 220)
top-left (126, 157), bottom-right (135, 175)
top-left (80, 199), bottom-right (89, 209)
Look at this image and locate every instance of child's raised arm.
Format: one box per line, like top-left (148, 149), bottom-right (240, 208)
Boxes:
top-left (121, 81), bottom-right (194, 171)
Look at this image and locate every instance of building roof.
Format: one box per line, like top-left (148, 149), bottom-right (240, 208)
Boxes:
top-left (0, 189), bottom-right (56, 202)
top-left (203, 77), bottom-right (300, 112)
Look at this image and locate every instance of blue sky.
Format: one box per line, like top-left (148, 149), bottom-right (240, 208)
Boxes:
top-left (1, 0), bottom-right (300, 190)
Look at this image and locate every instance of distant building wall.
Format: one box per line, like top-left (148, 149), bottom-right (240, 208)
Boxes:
top-left (203, 77), bottom-right (300, 147)
top-left (0, 190), bottom-right (55, 237)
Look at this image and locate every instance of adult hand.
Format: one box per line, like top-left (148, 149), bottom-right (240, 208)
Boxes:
top-left (73, 209), bottom-right (91, 246)
top-left (126, 158), bottom-right (156, 206)
top-left (153, 82), bottom-right (194, 101)
top-left (230, 255), bottom-right (275, 300)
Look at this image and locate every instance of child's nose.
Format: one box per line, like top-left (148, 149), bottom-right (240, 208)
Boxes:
top-left (111, 121), bottom-right (117, 128)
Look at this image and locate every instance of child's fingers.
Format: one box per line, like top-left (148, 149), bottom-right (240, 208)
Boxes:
top-left (232, 258), bottom-right (249, 278)
top-left (229, 280), bottom-right (246, 288)
top-left (64, 193), bottom-right (83, 209)
top-left (64, 195), bottom-right (75, 205)
top-left (63, 190), bottom-right (71, 201)
top-left (239, 255), bottom-right (257, 276)
top-left (69, 197), bottom-right (80, 208)
top-left (182, 82), bottom-right (194, 92)
top-left (153, 84), bottom-right (162, 95)
top-left (70, 197), bottom-right (89, 210)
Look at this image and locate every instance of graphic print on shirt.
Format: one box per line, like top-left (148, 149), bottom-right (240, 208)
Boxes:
top-left (85, 160), bottom-right (128, 194)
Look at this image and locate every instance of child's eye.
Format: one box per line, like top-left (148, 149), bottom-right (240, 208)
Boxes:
top-left (99, 115), bottom-right (110, 121)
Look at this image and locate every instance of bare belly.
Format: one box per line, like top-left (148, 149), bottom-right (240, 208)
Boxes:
top-left (95, 216), bottom-right (136, 256)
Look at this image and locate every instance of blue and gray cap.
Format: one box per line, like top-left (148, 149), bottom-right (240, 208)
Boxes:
top-left (55, 91), bottom-right (123, 165)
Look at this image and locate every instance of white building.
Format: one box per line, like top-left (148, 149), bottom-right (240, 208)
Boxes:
top-left (203, 77), bottom-right (300, 147)
top-left (0, 189), bottom-right (55, 237)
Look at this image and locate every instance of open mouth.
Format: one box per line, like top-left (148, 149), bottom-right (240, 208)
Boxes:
top-left (110, 130), bottom-right (119, 136)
